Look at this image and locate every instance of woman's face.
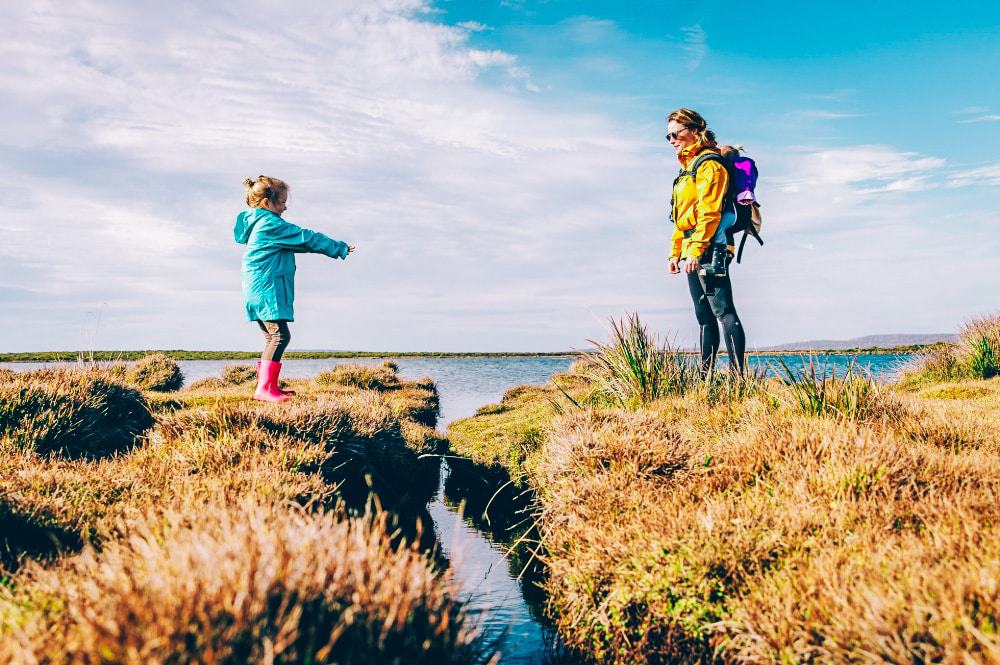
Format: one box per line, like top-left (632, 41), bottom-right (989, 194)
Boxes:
top-left (666, 121), bottom-right (698, 154)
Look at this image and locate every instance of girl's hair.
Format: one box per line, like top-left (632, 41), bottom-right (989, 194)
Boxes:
top-left (243, 175), bottom-right (289, 208)
top-left (718, 144), bottom-right (743, 158)
top-left (667, 108), bottom-right (717, 147)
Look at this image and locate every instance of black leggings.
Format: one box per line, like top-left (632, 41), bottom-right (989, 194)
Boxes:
top-left (686, 271), bottom-right (746, 374)
top-left (257, 320), bottom-right (291, 362)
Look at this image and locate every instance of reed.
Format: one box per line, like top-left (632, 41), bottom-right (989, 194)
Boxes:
top-left (777, 355), bottom-right (907, 423)
top-left (583, 313), bottom-right (700, 408)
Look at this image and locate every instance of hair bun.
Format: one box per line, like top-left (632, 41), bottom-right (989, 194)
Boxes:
top-left (243, 177), bottom-right (255, 188)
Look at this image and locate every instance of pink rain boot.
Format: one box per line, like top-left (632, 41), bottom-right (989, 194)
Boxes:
top-left (254, 360), bottom-right (289, 402)
top-left (256, 361), bottom-right (296, 396)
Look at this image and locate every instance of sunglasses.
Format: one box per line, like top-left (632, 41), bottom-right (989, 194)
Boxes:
top-left (665, 127), bottom-right (691, 141)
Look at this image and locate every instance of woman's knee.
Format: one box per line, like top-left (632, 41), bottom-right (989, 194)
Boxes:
top-left (694, 304), bottom-right (716, 326)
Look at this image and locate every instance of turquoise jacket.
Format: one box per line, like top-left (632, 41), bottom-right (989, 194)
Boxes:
top-left (234, 208), bottom-right (349, 322)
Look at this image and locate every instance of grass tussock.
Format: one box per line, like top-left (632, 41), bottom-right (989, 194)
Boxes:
top-left (0, 362), bottom-right (473, 663)
top-left (124, 352), bottom-right (184, 391)
top-left (902, 312), bottom-right (1000, 385)
top-left (316, 361), bottom-right (401, 391)
top-left (583, 313), bottom-right (700, 407)
top-left (1, 498), bottom-right (477, 665)
top-left (446, 318), bottom-right (1000, 664)
top-left (221, 363), bottom-right (258, 385)
top-left (447, 375), bottom-right (590, 484)
top-left (779, 355), bottom-right (909, 423)
top-left (0, 367), bottom-right (154, 458)
top-left (0, 376), bottom-right (442, 550)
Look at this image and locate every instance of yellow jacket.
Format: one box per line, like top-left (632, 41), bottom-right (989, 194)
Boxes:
top-left (670, 141), bottom-right (729, 261)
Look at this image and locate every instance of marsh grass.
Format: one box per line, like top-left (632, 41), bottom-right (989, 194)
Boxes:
top-left (902, 312), bottom-right (1000, 385)
top-left (221, 363), bottom-right (258, 385)
top-left (1, 498), bottom-right (478, 665)
top-left (778, 355), bottom-right (906, 423)
top-left (315, 361), bottom-right (401, 391)
top-left (444, 319), bottom-right (1000, 664)
top-left (124, 352), bottom-right (184, 391)
top-left (0, 367), bottom-right (154, 458)
top-left (583, 314), bottom-right (700, 408)
top-left (0, 362), bottom-right (475, 663)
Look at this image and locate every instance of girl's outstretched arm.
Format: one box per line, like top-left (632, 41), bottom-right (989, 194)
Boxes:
top-left (262, 218), bottom-right (350, 259)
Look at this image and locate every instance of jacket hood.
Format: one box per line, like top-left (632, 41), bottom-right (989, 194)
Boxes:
top-left (234, 208), bottom-right (273, 245)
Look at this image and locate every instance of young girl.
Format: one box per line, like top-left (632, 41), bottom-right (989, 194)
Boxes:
top-left (234, 176), bottom-right (355, 402)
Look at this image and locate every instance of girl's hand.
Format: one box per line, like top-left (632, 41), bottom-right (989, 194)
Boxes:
top-left (685, 259), bottom-right (701, 274)
top-left (347, 245), bottom-right (356, 254)
top-left (668, 258), bottom-right (680, 274)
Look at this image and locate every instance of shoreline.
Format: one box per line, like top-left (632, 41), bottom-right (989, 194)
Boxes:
top-left (0, 346), bottom-right (937, 362)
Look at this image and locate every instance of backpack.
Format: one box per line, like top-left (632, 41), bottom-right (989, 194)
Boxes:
top-left (672, 149), bottom-right (764, 263)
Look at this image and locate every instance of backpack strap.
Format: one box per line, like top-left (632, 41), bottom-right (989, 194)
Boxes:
top-left (735, 227), bottom-right (764, 263)
top-left (671, 150), bottom-right (731, 224)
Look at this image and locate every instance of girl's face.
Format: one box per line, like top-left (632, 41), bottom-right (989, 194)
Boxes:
top-left (264, 192), bottom-right (287, 215)
top-left (666, 121), bottom-right (698, 154)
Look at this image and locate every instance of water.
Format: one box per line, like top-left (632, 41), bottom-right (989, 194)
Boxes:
top-left (1, 352), bottom-right (913, 393)
top-left (1, 353), bottom-right (915, 663)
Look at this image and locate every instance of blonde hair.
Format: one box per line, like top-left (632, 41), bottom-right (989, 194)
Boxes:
top-left (243, 175), bottom-right (289, 208)
top-left (667, 108), bottom-right (717, 148)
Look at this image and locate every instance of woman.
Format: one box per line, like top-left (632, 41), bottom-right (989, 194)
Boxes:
top-left (666, 108), bottom-right (746, 374)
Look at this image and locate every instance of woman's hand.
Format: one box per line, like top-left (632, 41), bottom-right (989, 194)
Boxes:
top-left (347, 245), bottom-right (356, 254)
top-left (668, 258), bottom-right (680, 274)
top-left (685, 258), bottom-right (701, 274)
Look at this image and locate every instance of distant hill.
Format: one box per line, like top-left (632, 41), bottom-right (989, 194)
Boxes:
top-left (763, 333), bottom-right (956, 352)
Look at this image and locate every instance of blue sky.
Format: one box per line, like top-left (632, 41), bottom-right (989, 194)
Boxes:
top-left (2, 1), bottom-right (998, 351)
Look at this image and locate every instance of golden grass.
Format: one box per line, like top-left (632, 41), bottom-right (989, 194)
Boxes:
top-left (1, 497), bottom-right (476, 665)
top-left (0, 363), bottom-right (478, 663)
top-left (447, 345), bottom-right (1000, 662)
top-left (901, 313), bottom-right (1000, 386)
top-left (124, 352), bottom-right (184, 391)
top-left (446, 373), bottom-right (588, 484)
top-left (0, 367), bottom-right (154, 458)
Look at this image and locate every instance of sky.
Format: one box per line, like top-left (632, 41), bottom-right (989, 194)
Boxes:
top-left (2, 0), bottom-right (999, 352)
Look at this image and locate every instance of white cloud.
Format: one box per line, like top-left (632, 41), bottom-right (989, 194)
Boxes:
top-left (457, 21), bottom-right (490, 32)
top-left (774, 145), bottom-right (945, 190)
top-left (2, 2), bottom-right (996, 352)
top-left (947, 164), bottom-right (1000, 188)
top-left (680, 24), bottom-right (707, 70)
top-left (955, 106), bottom-right (989, 114)
top-left (790, 110), bottom-right (863, 120)
top-left (958, 114), bottom-right (1000, 123)
top-left (0, 0), bottom-right (670, 351)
